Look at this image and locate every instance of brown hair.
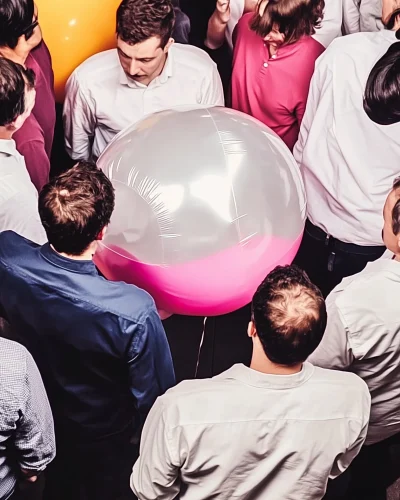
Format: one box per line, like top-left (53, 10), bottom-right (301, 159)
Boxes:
top-left (116, 0), bottom-right (175, 48)
top-left (39, 162), bottom-right (115, 256)
top-left (251, 0), bottom-right (325, 45)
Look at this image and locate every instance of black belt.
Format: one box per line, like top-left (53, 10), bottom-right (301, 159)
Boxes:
top-left (305, 219), bottom-right (385, 256)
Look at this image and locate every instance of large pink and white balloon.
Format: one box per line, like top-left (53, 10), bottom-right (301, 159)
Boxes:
top-left (95, 107), bottom-right (306, 316)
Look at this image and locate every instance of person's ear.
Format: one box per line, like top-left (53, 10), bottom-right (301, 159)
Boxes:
top-left (97, 226), bottom-right (108, 241)
top-left (247, 320), bottom-right (257, 338)
top-left (164, 38), bottom-right (175, 53)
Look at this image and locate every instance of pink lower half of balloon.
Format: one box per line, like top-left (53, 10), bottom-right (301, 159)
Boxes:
top-left (94, 232), bottom-right (303, 316)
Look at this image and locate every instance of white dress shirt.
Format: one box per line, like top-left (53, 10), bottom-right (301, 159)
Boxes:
top-left (342, 0), bottom-right (383, 34)
top-left (294, 30), bottom-right (399, 246)
top-left (131, 363), bottom-right (370, 500)
top-left (226, 0), bottom-right (342, 49)
top-left (63, 43), bottom-right (225, 161)
top-left (0, 139), bottom-right (46, 245)
top-left (309, 258), bottom-right (400, 445)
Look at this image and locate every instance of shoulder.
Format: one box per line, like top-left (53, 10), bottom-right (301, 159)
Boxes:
top-left (310, 364), bottom-right (370, 404)
top-left (171, 43), bottom-right (217, 74)
top-left (13, 114), bottom-right (45, 146)
top-left (236, 12), bottom-right (254, 35)
top-left (0, 337), bottom-right (30, 379)
top-left (67, 49), bottom-right (120, 88)
top-left (0, 231), bottom-right (34, 261)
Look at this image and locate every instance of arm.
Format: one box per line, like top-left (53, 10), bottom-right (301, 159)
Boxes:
top-left (205, 0), bottom-right (231, 50)
top-left (63, 72), bottom-right (96, 161)
top-left (342, 0), bottom-right (362, 34)
top-left (125, 308), bottom-right (176, 420)
top-left (131, 398), bottom-right (181, 500)
top-left (17, 139), bottom-right (50, 193)
top-left (14, 350), bottom-right (55, 477)
top-left (200, 62), bottom-right (225, 106)
top-left (293, 51), bottom-right (330, 165)
top-left (308, 291), bottom-right (354, 370)
top-left (329, 387), bottom-right (371, 479)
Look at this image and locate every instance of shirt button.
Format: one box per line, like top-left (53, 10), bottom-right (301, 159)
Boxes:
top-left (263, 62), bottom-right (268, 68)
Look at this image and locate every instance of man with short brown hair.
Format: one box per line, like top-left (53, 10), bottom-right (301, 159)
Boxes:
top-left (0, 162), bottom-right (175, 500)
top-left (64, 0), bottom-right (224, 162)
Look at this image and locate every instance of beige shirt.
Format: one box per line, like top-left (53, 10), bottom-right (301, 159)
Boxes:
top-left (0, 139), bottom-right (46, 245)
top-left (63, 44), bottom-right (225, 161)
top-left (131, 363), bottom-right (370, 500)
top-left (309, 258), bottom-right (400, 445)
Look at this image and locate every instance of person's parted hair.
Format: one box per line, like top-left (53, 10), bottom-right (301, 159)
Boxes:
top-left (0, 57), bottom-right (35, 126)
top-left (251, 0), bottom-right (324, 45)
top-left (116, 0), bottom-right (175, 48)
top-left (38, 162), bottom-right (115, 256)
top-left (0, 0), bottom-right (35, 48)
top-left (391, 177), bottom-right (400, 235)
top-left (251, 265), bottom-right (327, 365)
top-left (363, 42), bottom-right (400, 126)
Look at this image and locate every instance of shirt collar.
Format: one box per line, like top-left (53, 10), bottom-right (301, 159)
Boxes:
top-left (219, 362), bottom-right (315, 390)
top-left (119, 48), bottom-right (174, 89)
top-left (0, 139), bottom-right (19, 156)
top-left (40, 243), bottom-right (99, 275)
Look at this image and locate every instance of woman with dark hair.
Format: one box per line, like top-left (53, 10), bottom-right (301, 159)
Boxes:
top-left (0, 0), bottom-right (55, 192)
top-left (231, 0), bottom-right (325, 150)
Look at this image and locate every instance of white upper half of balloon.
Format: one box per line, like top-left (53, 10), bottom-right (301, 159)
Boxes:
top-left (97, 106), bottom-right (306, 265)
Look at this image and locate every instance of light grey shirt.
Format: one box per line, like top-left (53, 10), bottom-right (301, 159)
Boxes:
top-left (309, 258), bottom-right (400, 445)
top-left (131, 363), bottom-right (370, 500)
top-left (342, 0), bottom-right (384, 34)
top-left (0, 139), bottom-right (46, 245)
top-left (63, 44), bottom-right (225, 162)
top-left (0, 337), bottom-right (55, 500)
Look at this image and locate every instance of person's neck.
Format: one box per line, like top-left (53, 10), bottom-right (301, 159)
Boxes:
top-left (50, 243), bottom-right (97, 261)
top-left (0, 127), bottom-right (14, 140)
top-left (250, 349), bottom-right (302, 375)
top-left (0, 45), bottom-right (29, 66)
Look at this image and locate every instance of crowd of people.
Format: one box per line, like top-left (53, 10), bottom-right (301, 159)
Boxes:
top-left (0, 0), bottom-right (399, 499)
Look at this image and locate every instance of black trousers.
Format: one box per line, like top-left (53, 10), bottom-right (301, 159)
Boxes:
top-left (325, 432), bottom-right (400, 500)
top-left (44, 431), bottom-right (138, 500)
top-left (294, 220), bottom-right (386, 297)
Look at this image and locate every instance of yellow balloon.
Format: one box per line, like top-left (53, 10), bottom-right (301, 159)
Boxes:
top-left (36, 0), bottom-right (121, 102)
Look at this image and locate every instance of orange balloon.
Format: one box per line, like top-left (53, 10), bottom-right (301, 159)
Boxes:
top-left (36, 0), bottom-right (121, 102)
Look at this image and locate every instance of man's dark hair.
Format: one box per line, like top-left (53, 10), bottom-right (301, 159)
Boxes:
top-left (251, 265), bottom-right (327, 365)
top-left (39, 162), bottom-right (115, 256)
top-left (251, 0), bottom-right (324, 45)
top-left (363, 42), bottom-right (400, 126)
top-left (0, 0), bottom-right (35, 48)
top-left (116, 0), bottom-right (175, 48)
top-left (0, 57), bottom-right (35, 126)
top-left (391, 177), bottom-right (400, 235)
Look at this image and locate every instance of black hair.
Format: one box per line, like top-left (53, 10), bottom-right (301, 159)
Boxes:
top-left (0, 0), bottom-right (35, 49)
top-left (364, 42), bottom-right (400, 125)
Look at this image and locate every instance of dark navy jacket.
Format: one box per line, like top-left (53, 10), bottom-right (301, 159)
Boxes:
top-left (0, 231), bottom-right (175, 442)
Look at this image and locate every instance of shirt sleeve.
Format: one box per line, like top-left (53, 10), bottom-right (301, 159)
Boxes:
top-left (308, 291), bottom-right (354, 370)
top-left (14, 350), bottom-right (56, 473)
top-left (199, 61), bottom-right (225, 107)
top-left (293, 51), bottom-right (330, 165)
top-left (63, 72), bottom-right (96, 161)
top-left (342, 0), bottom-right (362, 34)
top-left (17, 139), bottom-right (50, 193)
top-left (131, 397), bottom-right (181, 500)
top-left (328, 387), bottom-right (371, 479)
top-left (125, 308), bottom-right (176, 420)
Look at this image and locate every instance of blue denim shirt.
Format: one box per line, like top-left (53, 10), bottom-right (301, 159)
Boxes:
top-left (0, 231), bottom-right (176, 442)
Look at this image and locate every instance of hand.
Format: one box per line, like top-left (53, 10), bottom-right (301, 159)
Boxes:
top-left (216, 0), bottom-right (230, 24)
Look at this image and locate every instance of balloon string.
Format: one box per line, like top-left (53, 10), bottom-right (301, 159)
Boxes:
top-left (194, 317), bottom-right (208, 378)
